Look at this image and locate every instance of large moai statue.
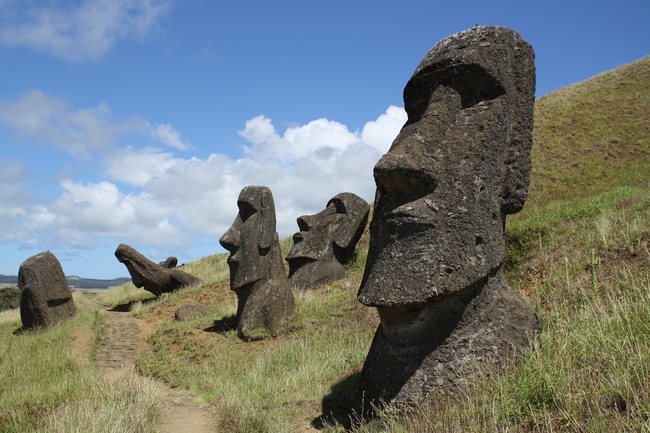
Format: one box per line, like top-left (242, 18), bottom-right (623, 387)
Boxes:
top-left (18, 252), bottom-right (77, 329)
top-left (220, 186), bottom-right (295, 341)
top-left (115, 244), bottom-right (200, 297)
top-left (286, 192), bottom-right (370, 290)
top-left (355, 26), bottom-right (542, 412)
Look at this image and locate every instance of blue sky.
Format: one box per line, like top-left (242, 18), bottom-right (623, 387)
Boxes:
top-left (0, 0), bottom-right (648, 279)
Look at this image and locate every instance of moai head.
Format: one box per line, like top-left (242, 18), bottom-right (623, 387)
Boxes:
top-left (286, 192), bottom-right (369, 289)
top-left (357, 25), bottom-right (535, 324)
top-left (220, 186), bottom-right (281, 291)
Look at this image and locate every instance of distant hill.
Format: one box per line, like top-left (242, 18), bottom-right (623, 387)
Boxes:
top-left (0, 274), bottom-right (131, 289)
top-left (0, 275), bottom-right (18, 285)
top-left (528, 55), bottom-right (650, 205)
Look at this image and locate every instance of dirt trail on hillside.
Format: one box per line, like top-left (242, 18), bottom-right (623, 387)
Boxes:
top-left (95, 311), bottom-right (139, 372)
top-left (94, 306), bottom-right (216, 432)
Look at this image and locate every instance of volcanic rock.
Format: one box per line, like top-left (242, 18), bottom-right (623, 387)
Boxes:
top-left (355, 25), bottom-right (542, 414)
top-left (18, 252), bottom-right (77, 329)
top-left (220, 186), bottom-right (295, 341)
top-left (286, 192), bottom-right (369, 290)
top-left (115, 244), bottom-right (200, 297)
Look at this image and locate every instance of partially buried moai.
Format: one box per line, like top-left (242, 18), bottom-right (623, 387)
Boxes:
top-left (355, 26), bottom-right (542, 412)
top-left (286, 192), bottom-right (369, 290)
top-left (220, 186), bottom-right (295, 340)
top-left (19, 251), bottom-right (77, 329)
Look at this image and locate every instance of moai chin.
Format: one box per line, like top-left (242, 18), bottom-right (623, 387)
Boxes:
top-left (286, 192), bottom-right (369, 290)
top-left (355, 26), bottom-right (542, 413)
top-left (220, 186), bottom-right (295, 341)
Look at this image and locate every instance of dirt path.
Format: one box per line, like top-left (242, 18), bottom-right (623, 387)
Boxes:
top-left (95, 311), bottom-right (139, 373)
top-left (94, 306), bottom-right (216, 432)
top-left (159, 390), bottom-right (216, 433)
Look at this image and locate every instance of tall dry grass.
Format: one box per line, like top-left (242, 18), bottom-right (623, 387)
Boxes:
top-left (0, 293), bottom-right (164, 433)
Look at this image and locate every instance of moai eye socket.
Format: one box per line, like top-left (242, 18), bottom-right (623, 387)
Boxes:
top-left (237, 200), bottom-right (257, 223)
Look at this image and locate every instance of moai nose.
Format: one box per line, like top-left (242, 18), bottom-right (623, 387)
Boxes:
top-left (374, 152), bottom-right (438, 200)
top-left (296, 215), bottom-right (315, 232)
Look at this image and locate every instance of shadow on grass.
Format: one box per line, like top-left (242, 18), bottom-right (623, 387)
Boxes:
top-left (204, 314), bottom-right (237, 333)
top-left (12, 326), bottom-right (27, 335)
top-left (312, 371), bottom-right (362, 430)
top-left (109, 298), bottom-right (158, 312)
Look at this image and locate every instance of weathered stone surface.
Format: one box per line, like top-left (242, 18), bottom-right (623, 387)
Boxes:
top-left (9, 299), bottom-right (20, 309)
top-left (286, 192), bottom-right (369, 290)
top-left (220, 186), bottom-right (295, 341)
top-left (18, 252), bottom-right (77, 329)
top-left (159, 256), bottom-right (178, 268)
top-left (174, 302), bottom-right (211, 321)
top-left (115, 244), bottom-right (200, 297)
top-left (355, 26), bottom-right (541, 413)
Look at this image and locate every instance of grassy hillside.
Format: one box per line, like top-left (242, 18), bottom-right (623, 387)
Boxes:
top-left (528, 56), bottom-right (650, 205)
top-left (0, 56), bottom-right (648, 432)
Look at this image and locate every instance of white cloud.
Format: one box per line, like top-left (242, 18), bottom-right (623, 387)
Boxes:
top-left (28, 179), bottom-right (182, 249)
top-left (361, 105), bottom-right (407, 154)
top-left (151, 123), bottom-right (191, 150)
top-left (5, 105), bottom-right (407, 257)
top-left (239, 115), bottom-right (363, 167)
top-left (0, 90), bottom-right (147, 158)
top-left (0, 90), bottom-right (187, 159)
top-left (0, 160), bottom-right (30, 243)
top-left (106, 105), bottom-right (406, 240)
top-left (106, 146), bottom-right (181, 185)
top-left (0, 0), bottom-right (172, 62)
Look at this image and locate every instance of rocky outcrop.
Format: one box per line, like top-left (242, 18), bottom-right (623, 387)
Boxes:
top-left (115, 244), bottom-right (200, 297)
top-left (18, 252), bottom-right (76, 329)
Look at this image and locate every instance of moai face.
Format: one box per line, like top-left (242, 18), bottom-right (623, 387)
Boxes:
top-left (357, 26), bottom-right (535, 333)
top-left (286, 192), bottom-right (369, 284)
top-left (220, 186), bottom-right (278, 291)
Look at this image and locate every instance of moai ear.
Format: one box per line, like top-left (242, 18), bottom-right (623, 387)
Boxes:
top-left (500, 38), bottom-right (535, 216)
top-left (258, 187), bottom-right (277, 252)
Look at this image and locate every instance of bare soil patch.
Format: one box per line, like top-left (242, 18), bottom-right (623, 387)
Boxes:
top-left (139, 281), bottom-right (233, 329)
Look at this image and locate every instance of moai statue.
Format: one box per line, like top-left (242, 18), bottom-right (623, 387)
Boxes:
top-left (355, 26), bottom-right (542, 413)
top-left (286, 192), bottom-right (369, 290)
top-left (220, 186), bottom-right (295, 341)
top-left (19, 251), bottom-right (77, 329)
top-left (159, 256), bottom-right (178, 268)
top-left (115, 244), bottom-right (199, 297)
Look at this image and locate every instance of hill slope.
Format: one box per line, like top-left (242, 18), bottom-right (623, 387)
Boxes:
top-left (529, 56), bottom-right (650, 205)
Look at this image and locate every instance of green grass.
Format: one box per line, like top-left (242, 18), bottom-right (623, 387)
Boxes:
top-left (135, 284), bottom-right (377, 432)
top-left (528, 56), bottom-right (650, 205)
top-left (0, 294), bottom-right (163, 433)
